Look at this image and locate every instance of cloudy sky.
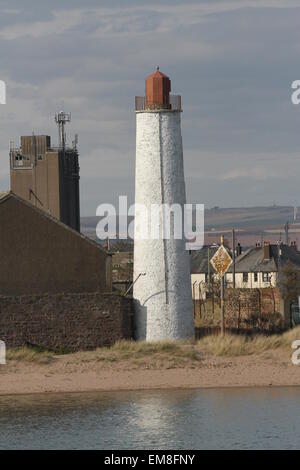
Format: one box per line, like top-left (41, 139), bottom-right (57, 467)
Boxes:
top-left (1, 0), bottom-right (300, 214)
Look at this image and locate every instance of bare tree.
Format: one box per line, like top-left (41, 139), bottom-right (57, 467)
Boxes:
top-left (278, 261), bottom-right (300, 304)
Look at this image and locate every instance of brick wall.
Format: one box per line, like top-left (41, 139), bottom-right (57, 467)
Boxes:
top-left (0, 293), bottom-right (133, 352)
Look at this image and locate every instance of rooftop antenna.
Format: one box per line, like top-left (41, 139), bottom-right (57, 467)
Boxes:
top-left (55, 111), bottom-right (71, 150)
top-left (32, 131), bottom-right (37, 163)
top-left (285, 221), bottom-right (289, 246)
top-left (294, 205), bottom-right (298, 222)
top-left (72, 133), bottom-right (78, 150)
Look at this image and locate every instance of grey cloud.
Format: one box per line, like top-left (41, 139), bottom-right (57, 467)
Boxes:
top-left (1, 0), bottom-right (300, 213)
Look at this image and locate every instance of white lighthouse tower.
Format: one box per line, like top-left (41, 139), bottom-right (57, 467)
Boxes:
top-left (133, 68), bottom-right (194, 341)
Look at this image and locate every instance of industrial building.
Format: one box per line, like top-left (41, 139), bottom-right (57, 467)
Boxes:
top-left (10, 112), bottom-right (80, 232)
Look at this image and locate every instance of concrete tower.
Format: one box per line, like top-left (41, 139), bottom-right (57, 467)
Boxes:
top-left (133, 68), bottom-right (194, 341)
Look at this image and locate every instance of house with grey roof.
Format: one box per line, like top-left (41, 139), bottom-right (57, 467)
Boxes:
top-left (226, 243), bottom-right (300, 289)
top-left (191, 242), bottom-right (300, 299)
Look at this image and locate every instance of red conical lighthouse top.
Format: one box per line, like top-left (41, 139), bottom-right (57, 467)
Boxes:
top-left (145, 66), bottom-right (171, 110)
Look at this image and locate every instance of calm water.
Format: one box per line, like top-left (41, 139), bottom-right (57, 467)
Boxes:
top-left (0, 387), bottom-right (299, 449)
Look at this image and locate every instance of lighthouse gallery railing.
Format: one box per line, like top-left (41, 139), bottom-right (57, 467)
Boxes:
top-left (135, 95), bottom-right (182, 111)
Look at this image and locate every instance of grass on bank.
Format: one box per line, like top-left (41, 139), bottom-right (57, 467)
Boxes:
top-left (198, 326), bottom-right (300, 357)
top-left (6, 346), bottom-right (54, 364)
top-left (5, 326), bottom-right (300, 365)
top-left (5, 340), bottom-right (198, 366)
top-left (69, 339), bottom-right (200, 367)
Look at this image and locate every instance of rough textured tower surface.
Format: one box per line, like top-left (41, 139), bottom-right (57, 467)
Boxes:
top-left (133, 69), bottom-right (194, 341)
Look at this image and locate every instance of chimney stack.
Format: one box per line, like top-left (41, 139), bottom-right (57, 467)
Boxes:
top-left (290, 241), bottom-right (298, 251)
top-left (236, 243), bottom-right (242, 256)
top-left (264, 242), bottom-right (270, 260)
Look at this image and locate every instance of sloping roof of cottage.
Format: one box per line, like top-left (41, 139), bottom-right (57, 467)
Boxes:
top-left (0, 191), bottom-right (109, 255)
top-left (190, 244), bottom-right (300, 274)
top-left (190, 245), bottom-right (219, 274)
top-left (231, 244), bottom-right (300, 273)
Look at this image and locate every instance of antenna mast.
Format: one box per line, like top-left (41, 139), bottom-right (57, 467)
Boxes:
top-left (55, 111), bottom-right (71, 149)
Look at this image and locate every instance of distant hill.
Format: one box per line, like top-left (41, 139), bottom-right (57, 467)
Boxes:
top-left (81, 205), bottom-right (297, 234)
top-left (204, 206), bottom-right (295, 230)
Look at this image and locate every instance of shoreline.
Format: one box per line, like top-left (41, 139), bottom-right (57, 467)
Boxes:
top-left (1, 382), bottom-right (300, 399)
top-left (1, 348), bottom-right (300, 397)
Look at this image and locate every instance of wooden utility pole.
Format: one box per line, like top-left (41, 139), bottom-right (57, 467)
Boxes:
top-left (220, 235), bottom-right (225, 336)
top-left (232, 228), bottom-right (236, 289)
top-left (193, 281), bottom-right (197, 318)
top-left (285, 222), bottom-right (289, 246)
top-left (221, 276), bottom-right (225, 336)
top-left (207, 246), bottom-right (211, 292)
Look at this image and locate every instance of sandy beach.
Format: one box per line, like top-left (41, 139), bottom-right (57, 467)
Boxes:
top-left (0, 345), bottom-right (300, 396)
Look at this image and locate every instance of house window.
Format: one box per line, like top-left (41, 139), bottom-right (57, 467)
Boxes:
top-left (262, 272), bottom-right (270, 282)
top-left (254, 272), bottom-right (258, 282)
top-left (243, 272), bottom-right (248, 283)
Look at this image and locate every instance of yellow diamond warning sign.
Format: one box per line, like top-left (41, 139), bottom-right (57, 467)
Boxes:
top-left (210, 245), bottom-right (233, 277)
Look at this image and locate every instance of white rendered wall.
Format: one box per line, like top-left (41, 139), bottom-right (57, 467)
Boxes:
top-left (133, 110), bottom-right (194, 341)
top-left (225, 272), bottom-right (277, 288)
top-left (191, 274), bottom-right (207, 299)
top-left (191, 272), bottom-right (277, 300)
